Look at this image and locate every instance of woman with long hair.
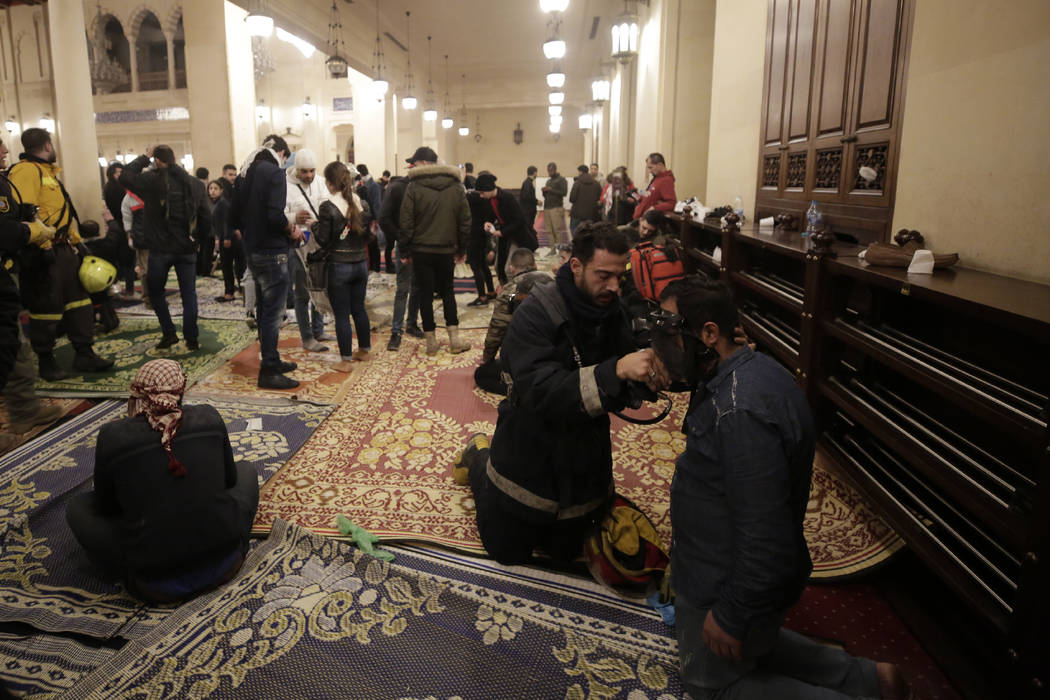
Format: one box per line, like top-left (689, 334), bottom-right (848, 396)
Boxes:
top-left (312, 162), bottom-right (371, 372)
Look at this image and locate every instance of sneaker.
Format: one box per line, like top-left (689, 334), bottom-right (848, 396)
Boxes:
top-left (404, 324), bottom-right (424, 339)
top-left (185, 339), bottom-right (200, 351)
top-left (467, 296), bottom-right (488, 307)
top-left (245, 314), bottom-right (257, 330)
top-left (303, 338), bottom-right (329, 352)
top-left (72, 350), bottom-right (115, 372)
top-left (9, 403), bottom-right (66, 434)
top-left (386, 333), bottom-right (402, 351)
top-left (314, 332), bottom-right (335, 342)
top-left (273, 360), bottom-right (297, 374)
top-left (257, 372), bottom-right (299, 389)
top-left (214, 295), bottom-right (234, 303)
top-left (156, 333), bottom-right (179, 349)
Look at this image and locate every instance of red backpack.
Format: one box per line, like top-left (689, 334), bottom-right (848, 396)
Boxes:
top-left (630, 239), bottom-right (685, 303)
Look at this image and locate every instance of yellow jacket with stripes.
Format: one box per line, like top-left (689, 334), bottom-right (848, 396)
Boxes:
top-left (7, 158), bottom-right (81, 247)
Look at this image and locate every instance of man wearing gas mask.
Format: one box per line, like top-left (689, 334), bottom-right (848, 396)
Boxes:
top-left (651, 276), bottom-right (910, 700)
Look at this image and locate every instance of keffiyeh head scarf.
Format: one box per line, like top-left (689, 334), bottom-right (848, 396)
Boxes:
top-left (128, 359), bottom-right (188, 477)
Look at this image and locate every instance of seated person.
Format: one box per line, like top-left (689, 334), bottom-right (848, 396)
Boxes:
top-left (66, 359), bottom-right (258, 603)
top-left (474, 248), bottom-right (554, 396)
top-left (549, 243), bottom-right (572, 275)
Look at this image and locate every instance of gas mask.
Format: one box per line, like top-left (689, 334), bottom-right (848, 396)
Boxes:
top-left (648, 307), bottom-right (719, 387)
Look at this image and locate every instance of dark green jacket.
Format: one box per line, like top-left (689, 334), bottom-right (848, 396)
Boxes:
top-left (398, 164), bottom-right (471, 255)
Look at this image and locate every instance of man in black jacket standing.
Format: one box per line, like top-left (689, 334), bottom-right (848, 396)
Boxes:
top-left (120, 145), bottom-right (211, 350)
top-left (231, 135), bottom-right (304, 389)
top-left (457, 223), bottom-right (658, 565)
top-left (519, 165), bottom-right (538, 228)
top-left (377, 168), bottom-right (421, 352)
top-left (569, 164), bottom-right (602, 235)
top-left (473, 172), bottom-right (532, 286)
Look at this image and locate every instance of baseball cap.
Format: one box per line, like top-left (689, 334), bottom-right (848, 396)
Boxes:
top-left (406, 146), bottom-right (438, 164)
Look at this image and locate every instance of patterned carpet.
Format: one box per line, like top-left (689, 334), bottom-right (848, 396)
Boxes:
top-left (0, 398), bottom-right (332, 641)
top-left (64, 519), bottom-right (683, 700)
top-left (36, 317), bottom-right (256, 398)
top-left (252, 331), bottom-right (903, 580)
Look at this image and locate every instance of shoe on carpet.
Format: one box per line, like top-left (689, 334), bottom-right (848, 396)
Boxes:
top-left (404, 324), bottom-right (424, 339)
top-left (452, 433), bottom-right (490, 486)
top-left (273, 360), bottom-right (297, 374)
top-left (424, 331), bottom-right (439, 355)
top-left (37, 353), bottom-right (67, 382)
top-left (466, 296), bottom-right (488, 307)
top-left (245, 314), bottom-right (257, 330)
top-left (257, 372), bottom-right (299, 389)
top-left (351, 349), bottom-right (370, 361)
top-left (314, 332), bottom-right (335, 342)
top-left (73, 350), bottom-right (115, 372)
top-left (214, 295), bottom-right (234, 303)
top-left (303, 338), bottom-right (329, 352)
top-left (9, 403), bottom-right (66, 434)
top-left (447, 326), bottom-right (471, 354)
top-left (332, 360), bottom-right (355, 373)
top-left (185, 339), bottom-right (200, 351)
top-left (156, 333), bottom-right (179, 350)
top-left (386, 333), bottom-right (402, 351)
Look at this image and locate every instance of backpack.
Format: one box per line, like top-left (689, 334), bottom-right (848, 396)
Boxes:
top-left (164, 170), bottom-right (198, 241)
top-left (630, 238), bottom-right (685, 303)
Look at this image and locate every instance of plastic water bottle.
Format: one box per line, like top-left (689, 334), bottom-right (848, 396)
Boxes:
top-left (733, 195), bottom-right (744, 221)
top-left (804, 200), bottom-right (821, 237)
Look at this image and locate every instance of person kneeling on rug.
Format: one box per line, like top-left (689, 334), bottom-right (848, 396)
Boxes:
top-left (66, 359), bottom-right (258, 604)
top-left (650, 277), bottom-right (911, 700)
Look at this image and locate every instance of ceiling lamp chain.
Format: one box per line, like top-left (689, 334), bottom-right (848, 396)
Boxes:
top-left (371, 0), bottom-right (388, 97)
top-left (401, 12), bottom-right (417, 110)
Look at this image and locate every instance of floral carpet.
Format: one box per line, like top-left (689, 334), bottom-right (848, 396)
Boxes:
top-left (0, 397), bottom-right (332, 641)
top-left (63, 519), bottom-right (683, 700)
top-left (36, 317), bottom-right (256, 398)
top-left (252, 330), bottom-right (902, 579)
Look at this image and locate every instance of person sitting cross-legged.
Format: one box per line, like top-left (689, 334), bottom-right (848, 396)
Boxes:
top-left (66, 360), bottom-right (258, 604)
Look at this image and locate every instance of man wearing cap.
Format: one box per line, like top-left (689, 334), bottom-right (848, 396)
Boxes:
top-left (398, 146), bottom-right (472, 356)
top-left (8, 128), bottom-right (113, 380)
top-left (285, 148), bottom-right (331, 352)
top-left (230, 134), bottom-right (304, 389)
top-left (378, 155), bottom-right (423, 352)
top-left (472, 172), bottom-right (533, 286)
top-left (120, 144), bottom-right (212, 351)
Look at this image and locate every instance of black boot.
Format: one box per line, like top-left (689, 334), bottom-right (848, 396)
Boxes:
top-left (386, 332), bottom-right (402, 351)
top-left (156, 333), bottom-right (179, 349)
top-left (404, 324), bottom-right (425, 339)
top-left (73, 349), bottom-right (115, 372)
top-left (258, 371), bottom-right (299, 389)
top-left (37, 353), bottom-right (67, 382)
top-left (99, 302), bottom-right (120, 333)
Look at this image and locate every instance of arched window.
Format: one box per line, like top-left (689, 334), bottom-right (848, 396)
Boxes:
top-left (173, 15), bottom-right (186, 89)
top-left (87, 15), bottom-right (131, 94)
top-left (135, 12), bottom-right (168, 91)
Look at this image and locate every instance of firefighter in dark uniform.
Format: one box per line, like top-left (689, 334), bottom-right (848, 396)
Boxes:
top-left (7, 128), bottom-right (113, 380)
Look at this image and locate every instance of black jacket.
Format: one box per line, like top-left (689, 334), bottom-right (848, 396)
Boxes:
top-left (91, 404), bottom-right (245, 577)
top-left (467, 188), bottom-right (531, 251)
top-left (211, 196), bottom-right (231, 242)
top-left (569, 173), bottom-right (602, 221)
top-left (0, 173), bottom-right (29, 390)
top-left (230, 151), bottom-right (292, 254)
top-left (103, 179), bottom-right (126, 232)
top-left (377, 176), bottom-right (407, 244)
top-left (119, 156), bottom-right (211, 255)
top-left (519, 177), bottom-right (538, 215)
top-left (489, 268), bottom-right (639, 523)
top-left (312, 198), bottom-right (369, 264)
top-left (399, 164), bottom-right (471, 255)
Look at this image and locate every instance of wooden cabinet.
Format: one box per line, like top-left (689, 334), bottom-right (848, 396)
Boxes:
top-left (757, 0), bottom-right (914, 243)
top-left (677, 215), bottom-right (1050, 697)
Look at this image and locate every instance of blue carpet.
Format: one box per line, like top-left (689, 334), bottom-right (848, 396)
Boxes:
top-left (64, 519), bottom-right (682, 699)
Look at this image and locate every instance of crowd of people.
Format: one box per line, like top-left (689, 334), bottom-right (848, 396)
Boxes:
top-left (0, 128), bottom-right (914, 699)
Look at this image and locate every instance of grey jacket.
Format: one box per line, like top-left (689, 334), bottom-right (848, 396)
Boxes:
top-left (399, 164), bottom-right (471, 255)
top-left (542, 174), bottom-right (568, 209)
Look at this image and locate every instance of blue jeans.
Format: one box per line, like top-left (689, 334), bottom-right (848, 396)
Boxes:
top-left (147, 251), bottom-right (198, 341)
top-left (327, 260), bottom-right (370, 357)
top-left (288, 252), bottom-right (324, 342)
top-left (391, 243), bottom-right (419, 335)
top-left (249, 251), bottom-right (290, 370)
top-left (675, 596), bottom-right (879, 699)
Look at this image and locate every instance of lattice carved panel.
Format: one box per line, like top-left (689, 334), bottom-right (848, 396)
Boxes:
top-left (763, 155), bottom-right (781, 188)
top-left (853, 144), bottom-right (889, 191)
top-left (786, 152), bottom-right (807, 189)
top-left (815, 148), bottom-right (842, 190)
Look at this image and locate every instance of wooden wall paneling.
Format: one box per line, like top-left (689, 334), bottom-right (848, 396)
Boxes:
top-left (787, 0), bottom-right (818, 143)
top-left (765, 0), bottom-right (792, 148)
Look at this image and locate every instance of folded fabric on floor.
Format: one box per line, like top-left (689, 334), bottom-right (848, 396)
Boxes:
top-left (36, 317), bottom-right (256, 398)
top-left (0, 398), bottom-right (331, 639)
top-left (63, 519), bottom-right (683, 700)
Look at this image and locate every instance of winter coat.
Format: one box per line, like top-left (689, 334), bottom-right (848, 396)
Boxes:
top-left (0, 173), bottom-right (29, 390)
top-left (312, 195), bottom-right (369, 264)
top-left (519, 177), bottom-right (538, 217)
top-left (489, 269), bottom-right (640, 524)
top-left (569, 172), bottom-right (602, 221)
top-left (229, 152), bottom-right (292, 254)
top-left (119, 155), bottom-right (212, 255)
top-left (633, 169), bottom-right (677, 219)
top-left (542, 174), bottom-right (568, 209)
top-left (481, 269), bottom-right (553, 363)
top-left (377, 176), bottom-right (408, 244)
top-left (398, 164), bottom-right (471, 256)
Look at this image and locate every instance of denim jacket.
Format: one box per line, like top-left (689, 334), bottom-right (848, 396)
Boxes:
top-left (671, 347), bottom-right (815, 640)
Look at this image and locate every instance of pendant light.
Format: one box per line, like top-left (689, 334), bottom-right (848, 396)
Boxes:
top-left (370, 0), bottom-right (388, 97)
top-left (441, 55), bottom-right (453, 129)
top-left (422, 36), bottom-right (437, 121)
top-left (458, 73), bottom-right (469, 136)
top-left (400, 12), bottom-right (417, 110)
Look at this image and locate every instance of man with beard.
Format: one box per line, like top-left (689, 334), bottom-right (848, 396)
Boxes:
top-left (650, 276), bottom-right (911, 700)
top-left (8, 128), bottom-right (113, 380)
top-left (454, 223), bottom-right (658, 565)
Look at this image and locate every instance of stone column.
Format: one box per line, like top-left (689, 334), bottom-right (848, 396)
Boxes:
top-left (166, 36), bottom-right (176, 90)
top-left (129, 41), bottom-right (140, 92)
top-left (46, 0), bottom-right (101, 214)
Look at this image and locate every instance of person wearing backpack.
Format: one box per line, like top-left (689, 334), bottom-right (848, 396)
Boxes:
top-left (8, 128), bottom-right (114, 380)
top-left (120, 145), bottom-right (211, 350)
top-left (629, 210), bottom-right (686, 306)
